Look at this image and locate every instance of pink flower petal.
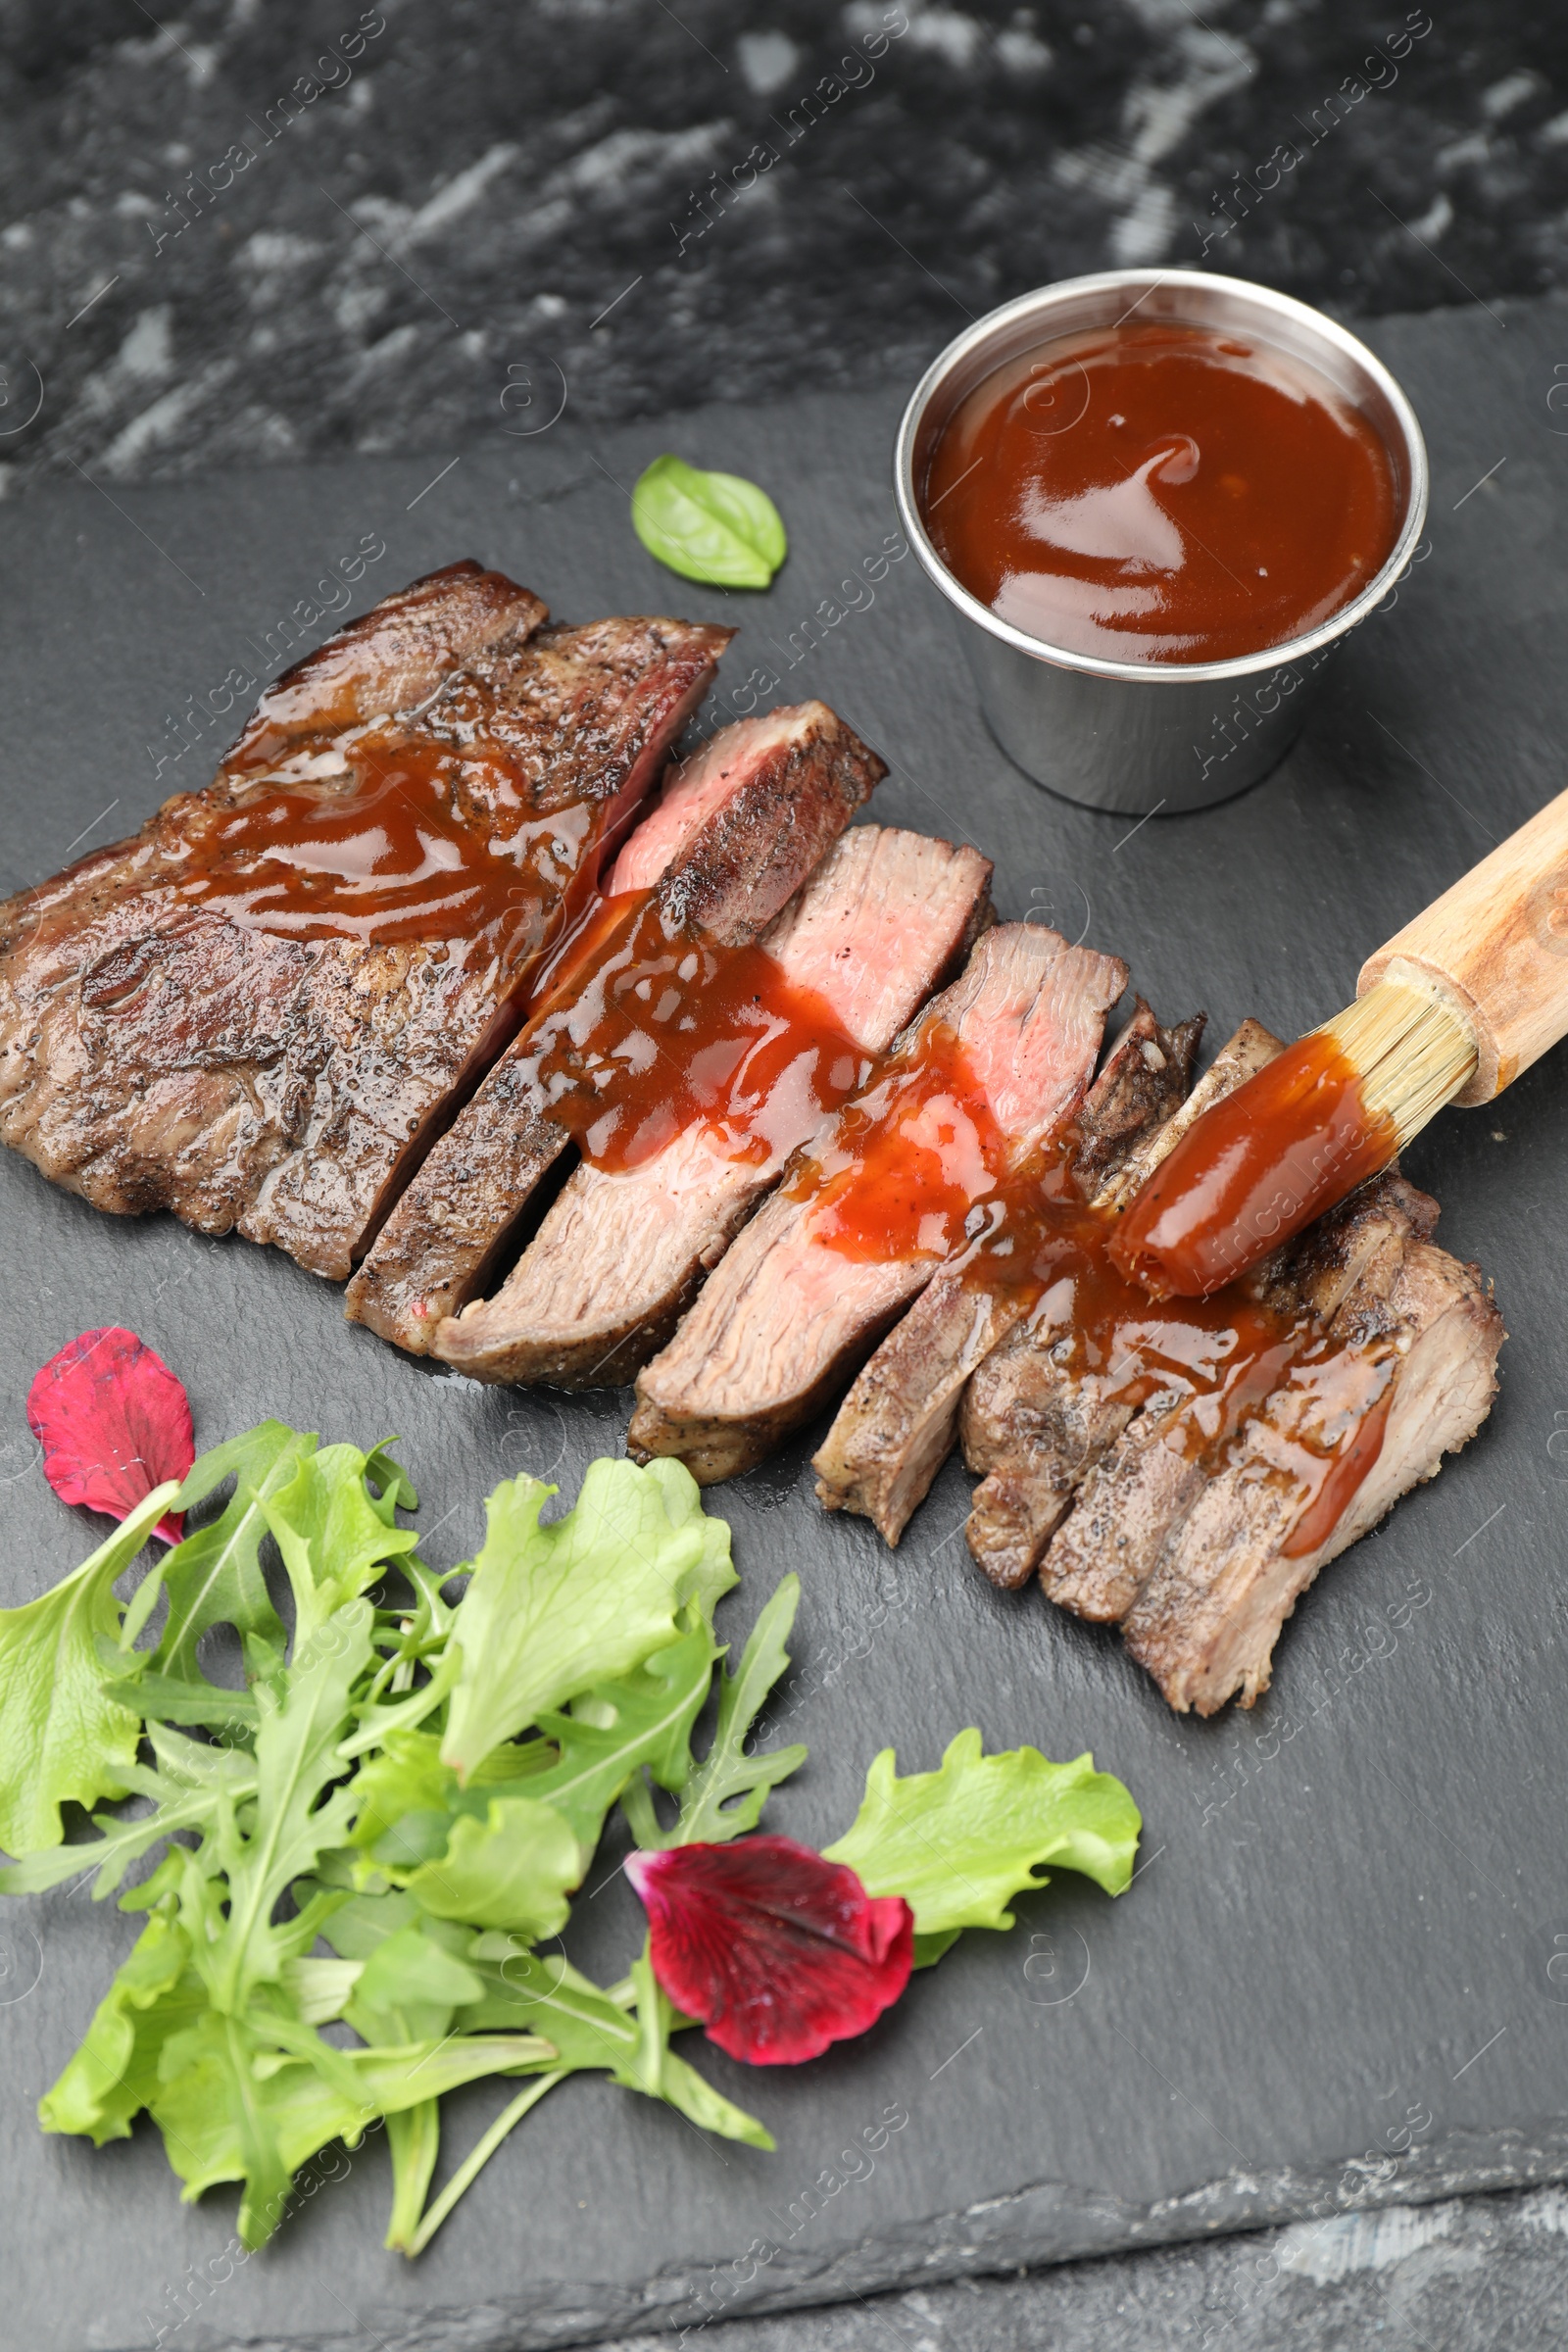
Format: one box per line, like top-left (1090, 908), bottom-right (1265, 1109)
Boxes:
top-left (625, 1835), bottom-right (913, 2066)
top-left (26, 1329), bottom-right (194, 1546)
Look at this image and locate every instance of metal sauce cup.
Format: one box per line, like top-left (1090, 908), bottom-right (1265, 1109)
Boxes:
top-left (894, 270), bottom-right (1429, 816)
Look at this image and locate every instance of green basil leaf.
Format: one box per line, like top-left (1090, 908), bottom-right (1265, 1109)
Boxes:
top-left (631, 454), bottom-right (787, 589)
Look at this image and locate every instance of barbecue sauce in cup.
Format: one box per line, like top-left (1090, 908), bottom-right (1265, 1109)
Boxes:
top-left (923, 321), bottom-right (1398, 663)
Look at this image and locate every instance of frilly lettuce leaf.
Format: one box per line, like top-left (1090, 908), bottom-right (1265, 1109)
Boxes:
top-left (0, 1481), bottom-right (179, 1854)
top-left (823, 1729), bottom-right (1142, 1940)
top-left (440, 1457), bottom-right (733, 1783)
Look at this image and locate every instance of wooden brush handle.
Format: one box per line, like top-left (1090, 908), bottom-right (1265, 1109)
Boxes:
top-left (1358, 782), bottom-right (1568, 1105)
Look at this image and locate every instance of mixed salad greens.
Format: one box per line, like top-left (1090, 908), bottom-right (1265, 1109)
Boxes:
top-left (1, 1367), bottom-right (1141, 2257)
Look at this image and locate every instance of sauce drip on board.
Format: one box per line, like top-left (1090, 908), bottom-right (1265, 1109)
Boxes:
top-left (1108, 1031), bottom-right (1396, 1299)
top-left (786, 1021), bottom-right (1393, 1519)
top-left (175, 732), bottom-right (595, 967)
top-left (510, 892), bottom-right (870, 1176)
top-left (922, 321), bottom-right (1399, 664)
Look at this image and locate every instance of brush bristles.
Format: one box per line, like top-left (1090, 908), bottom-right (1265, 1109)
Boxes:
top-left (1316, 977), bottom-right (1477, 1153)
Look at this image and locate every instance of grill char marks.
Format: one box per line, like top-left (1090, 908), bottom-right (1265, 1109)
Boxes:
top-left (0, 570), bottom-right (730, 1279)
top-left (628, 923), bottom-right (1129, 1487)
top-left (431, 826), bottom-right (990, 1390)
top-left (346, 702), bottom-right (887, 1354)
top-left (817, 998), bottom-right (1203, 1548)
top-left (961, 1017), bottom-right (1283, 1590)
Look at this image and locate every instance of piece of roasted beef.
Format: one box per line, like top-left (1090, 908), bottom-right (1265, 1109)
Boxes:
top-left (627, 922), bottom-right (1129, 1485)
top-left (345, 703), bottom-right (888, 1351)
top-left (0, 564), bottom-right (730, 1279)
top-left (812, 997), bottom-right (1204, 1545)
top-left (960, 1017), bottom-right (1284, 1590)
top-left (1118, 1197), bottom-right (1502, 1712)
top-left (430, 825), bottom-right (993, 1388)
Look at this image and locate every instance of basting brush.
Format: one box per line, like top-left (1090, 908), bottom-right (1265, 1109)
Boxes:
top-left (1110, 782), bottom-right (1568, 1298)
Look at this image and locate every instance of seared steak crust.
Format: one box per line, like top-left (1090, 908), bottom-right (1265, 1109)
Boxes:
top-left (1071, 1001), bottom-right (1206, 1198)
top-left (348, 703), bottom-right (886, 1352)
top-left (815, 997), bottom-right (1204, 1547)
top-left (0, 568), bottom-right (729, 1278)
top-left (221, 560), bottom-right (543, 775)
top-left (630, 922), bottom-right (1128, 1486)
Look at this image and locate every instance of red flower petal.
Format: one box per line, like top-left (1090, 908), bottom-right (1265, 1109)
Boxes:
top-left (625, 1835), bottom-right (913, 2066)
top-left (26, 1329), bottom-right (194, 1546)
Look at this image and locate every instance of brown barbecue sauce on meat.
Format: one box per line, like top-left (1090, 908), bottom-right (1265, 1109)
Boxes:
top-left (922, 321), bottom-right (1397, 665)
top-left (1106, 1029), bottom-right (1397, 1298)
top-left (492, 890), bottom-right (871, 1176)
top-left (177, 731), bottom-right (601, 965)
top-left (784, 1021), bottom-right (1396, 1536)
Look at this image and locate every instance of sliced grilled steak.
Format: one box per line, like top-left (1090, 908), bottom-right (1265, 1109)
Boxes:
top-left (962, 1017), bottom-right (1285, 1589)
top-left (1121, 1231), bottom-right (1502, 1713)
top-left (430, 826), bottom-right (991, 1388)
top-left (628, 923), bottom-right (1129, 1486)
top-left (221, 559), bottom-right (543, 774)
top-left (0, 566), bottom-right (729, 1280)
top-left (814, 997), bottom-right (1203, 1546)
top-left (1072, 1001), bottom-right (1207, 1198)
top-left (346, 703), bottom-right (887, 1352)
top-left (1039, 1171), bottom-right (1439, 1626)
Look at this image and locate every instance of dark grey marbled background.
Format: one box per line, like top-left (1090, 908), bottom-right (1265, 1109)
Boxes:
top-left (0, 0), bottom-right (1567, 488)
top-left (3, 5), bottom-right (1567, 2346)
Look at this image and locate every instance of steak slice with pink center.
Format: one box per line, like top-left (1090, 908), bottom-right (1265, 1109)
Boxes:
top-left (346, 703), bottom-right (886, 1351)
top-left (628, 922), bottom-right (1129, 1486)
top-left (432, 826), bottom-right (994, 1387)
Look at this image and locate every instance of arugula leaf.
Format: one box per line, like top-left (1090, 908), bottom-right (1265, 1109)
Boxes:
top-left (823, 1730), bottom-right (1143, 1939)
top-left (105, 1669), bottom-right (258, 1739)
top-left (657, 1577), bottom-right (807, 1848)
top-left (202, 1604), bottom-right (375, 2012)
top-left (261, 1444), bottom-right (420, 1643)
top-left (461, 1940), bottom-right (643, 2069)
top-left (529, 1622), bottom-right (720, 1853)
top-left (151, 2016), bottom-right (554, 2248)
top-left (407, 1796), bottom-right (581, 1939)
top-left (631, 454), bottom-right (787, 589)
top-left (0, 1481), bottom-right (179, 1854)
top-left (0, 1723), bottom-right (255, 1900)
top-left (441, 1460), bottom-right (725, 1783)
top-left (140, 1423), bottom-right (307, 1677)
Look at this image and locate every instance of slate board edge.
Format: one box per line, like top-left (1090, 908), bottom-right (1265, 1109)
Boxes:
top-left (95, 2115), bottom-right (1568, 2352)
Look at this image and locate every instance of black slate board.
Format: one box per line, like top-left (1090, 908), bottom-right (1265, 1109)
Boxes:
top-left (4, 294), bottom-right (1568, 2352)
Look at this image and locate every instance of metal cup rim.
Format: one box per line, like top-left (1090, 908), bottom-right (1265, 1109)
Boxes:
top-left (893, 267), bottom-right (1432, 688)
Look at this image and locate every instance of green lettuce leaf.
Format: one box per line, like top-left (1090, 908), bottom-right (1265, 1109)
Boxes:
top-left (151, 2015), bottom-right (553, 2248)
top-left (441, 1460), bottom-right (729, 1783)
top-left (38, 1907), bottom-right (205, 2144)
top-left (655, 1576), bottom-right (806, 1848)
top-left (0, 1722), bottom-right (256, 1901)
top-left (139, 1422), bottom-right (307, 1677)
top-left (260, 1444), bottom-right (420, 1643)
top-left (823, 1729), bottom-right (1143, 1938)
top-left (630, 454), bottom-right (787, 589)
top-left (201, 1604), bottom-right (375, 2012)
top-left (407, 1795), bottom-right (581, 1939)
top-left (0, 1482), bottom-right (179, 1854)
